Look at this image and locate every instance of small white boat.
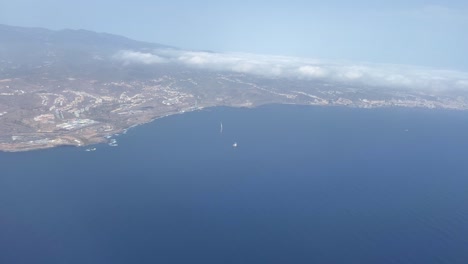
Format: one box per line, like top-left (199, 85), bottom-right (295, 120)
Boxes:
top-left (232, 142), bottom-right (238, 148)
top-left (108, 139), bottom-right (118, 147)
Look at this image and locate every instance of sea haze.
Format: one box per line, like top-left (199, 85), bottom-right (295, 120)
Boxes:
top-left (1, 105), bottom-right (468, 264)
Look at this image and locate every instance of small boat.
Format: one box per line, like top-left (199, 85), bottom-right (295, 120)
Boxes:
top-left (232, 142), bottom-right (238, 148)
top-left (108, 139), bottom-right (118, 147)
top-left (85, 147), bottom-right (96, 152)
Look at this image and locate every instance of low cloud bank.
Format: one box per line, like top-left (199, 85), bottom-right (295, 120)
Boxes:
top-left (114, 50), bottom-right (168, 64)
top-left (113, 49), bottom-right (468, 92)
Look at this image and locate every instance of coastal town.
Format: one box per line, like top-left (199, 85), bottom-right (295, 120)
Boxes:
top-left (1, 71), bottom-right (467, 152)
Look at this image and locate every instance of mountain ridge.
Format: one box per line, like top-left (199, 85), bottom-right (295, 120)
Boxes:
top-left (0, 23), bottom-right (173, 49)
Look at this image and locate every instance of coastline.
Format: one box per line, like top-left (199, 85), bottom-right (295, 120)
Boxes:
top-left (1, 102), bottom-right (466, 153)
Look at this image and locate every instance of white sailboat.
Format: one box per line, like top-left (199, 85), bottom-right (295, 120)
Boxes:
top-left (220, 122), bottom-right (223, 134)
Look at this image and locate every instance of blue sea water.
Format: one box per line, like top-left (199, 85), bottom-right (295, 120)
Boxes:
top-left (1, 105), bottom-right (468, 264)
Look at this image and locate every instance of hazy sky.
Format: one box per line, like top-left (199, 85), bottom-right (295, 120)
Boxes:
top-left (1, 0), bottom-right (467, 70)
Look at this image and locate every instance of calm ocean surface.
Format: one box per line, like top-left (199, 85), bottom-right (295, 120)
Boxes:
top-left (1, 105), bottom-right (468, 264)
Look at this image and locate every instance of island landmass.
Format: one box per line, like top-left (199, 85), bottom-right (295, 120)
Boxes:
top-left (1, 24), bottom-right (467, 152)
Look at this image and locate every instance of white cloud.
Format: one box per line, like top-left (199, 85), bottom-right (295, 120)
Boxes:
top-left (113, 49), bottom-right (468, 92)
top-left (297, 66), bottom-right (328, 78)
top-left (342, 67), bottom-right (365, 80)
top-left (456, 80), bottom-right (468, 89)
top-left (113, 50), bottom-right (167, 64)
